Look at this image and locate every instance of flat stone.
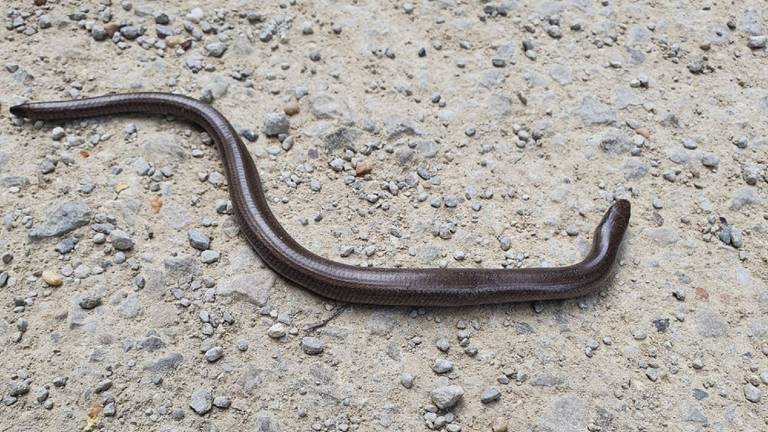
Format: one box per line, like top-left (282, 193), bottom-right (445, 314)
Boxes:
top-left (623, 159), bottom-right (648, 179)
top-left (530, 374), bottom-right (564, 387)
top-left (695, 309), bottom-right (727, 338)
top-left (537, 395), bottom-right (586, 432)
top-left (119, 293), bottom-right (141, 319)
top-left (730, 188), bottom-right (760, 210)
top-left (576, 96), bottom-right (617, 125)
top-left (143, 353), bottom-right (184, 372)
top-left (142, 133), bottom-right (186, 165)
top-left (216, 271), bottom-right (275, 306)
top-left (310, 93), bottom-right (354, 123)
top-left (29, 201), bottom-right (92, 240)
top-left (549, 64), bottom-right (572, 85)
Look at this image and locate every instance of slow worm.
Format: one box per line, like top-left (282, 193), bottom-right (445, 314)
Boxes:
top-left (11, 93), bottom-right (631, 306)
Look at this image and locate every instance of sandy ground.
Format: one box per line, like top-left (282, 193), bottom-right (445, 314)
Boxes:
top-left (1, 1), bottom-right (767, 431)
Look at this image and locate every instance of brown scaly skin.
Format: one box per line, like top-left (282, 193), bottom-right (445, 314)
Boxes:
top-left (10, 93), bottom-right (631, 306)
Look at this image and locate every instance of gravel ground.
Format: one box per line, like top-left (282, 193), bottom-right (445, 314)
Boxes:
top-left (1, 1), bottom-right (767, 431)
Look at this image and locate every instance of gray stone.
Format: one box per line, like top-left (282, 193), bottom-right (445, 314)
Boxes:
top-left (238, 366), bottom-right (274, 395)
top-left (531, 374), bottom-right (564, 387)
top-left (590, 128), bottom-right (632, 154)
top-left (741, 8), bottom-right (764, 35)
top-left (322, 127), bottom-right (361, 152)
top-left (55, 238), bottom-right (76, 254)
top-left (204, 346), bottom-right (224, 362)
top-left (310, 93), bottom-right (353, 123)
top-left (430, 384), bottom-right (464, 409)
top-left (435, 337), bottom-right (450, 352)
top-left (576, 96), bottom-right (617, 125)
top-left (1, 176), bottom-right (29, 188)
top-left (400, 372), bottom-right (414, 389)
top-left (78, 294), bottom-right (102, 310)
top-left (730, 188), bottom-right (760, 210)
top-left (188, 230), bottom-right (211, 250)
top-left (480, 388), bottom-right (501, 404)
top-left (91, 25), bottom-right (108, 41)
top-left (648, 227), bottom-right (679, 245)
top-left (432, 358), bottom-right (453, 374)
top-left (205, 42), bottom-right (228, 57)
top-left (94, 379), bottom-right (112, 393)
top-left (156, 25), bottom-right (173, 39)
top-left (255, 412), bottom-right (281, 432)
top-left (143, 353), bottom-right (184, 372)
top-left (415, 140), bottom-right (439, 158)
top-left (695, 309), bottom-right (727, 338)
top-left (201, 76), bottom-right (230, 101)
top-left (103, 402), bottom-right (116, 416)
top-left (213, 395), bottom-right (231, 409)
top-left (615, 87), bottom-right (642, 109)
top-left (133, 158), bottom-right (151, 176)
top-left (263, 112), bottom-right (289, 136)
top-left (549, 64), bottom-right (572, 85)
top-left (487, 94), bottom-right (513, 117)
top-left (200, 250), bottom-right (220, 264)
top-left (742, 163), bottom-right (765, 185)
top-left (189, 388), bottom-right (213, 415)
top-left (367, 311), bottom-right (397, 335)
top-left (33, 386), bottom-right (48, 403)
top-left (537, 395), bottom-right (586, 432)
top-left (623, 159), bottom-right (648, 179)
top-left (685, 406), bottom-right (708, 424)
top-left (142, 133), bottom-right (186, 165)
top-left (140, 335), bottom-right (164, 351)
top-left (302, 337), bottom-right (324, 355)
top-left (748, 35), bottom-right (768, 49)
top-left (267, 323), bottom-right (287, 338)
top-left (384, 116), bottom-right (424, 140)
top-left (8, 381), bottom-right (29, 397)
top-left (119, 293), bottom-right (141, 319)
top-left (744, 384), bottom-right (762, 403)
top-left (701, 153), bottom-right (720, 168)
top-left (29, 201), bottom-right (92, 240)
top-left (216, 271), bottom-right (275, 306)
top-left (120, 25), bottom-right (142, 40)
top-left (110, 229), bottom-right (134, 251)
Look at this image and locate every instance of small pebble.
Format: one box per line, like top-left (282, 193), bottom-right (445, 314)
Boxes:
top-left (400, 373), bottom-right (414, 389)
top-left (42, 270), bottom-right (62, 287)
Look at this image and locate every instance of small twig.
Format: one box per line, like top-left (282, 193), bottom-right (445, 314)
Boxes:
top-left (303, 304), bottom-right (349, 333)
